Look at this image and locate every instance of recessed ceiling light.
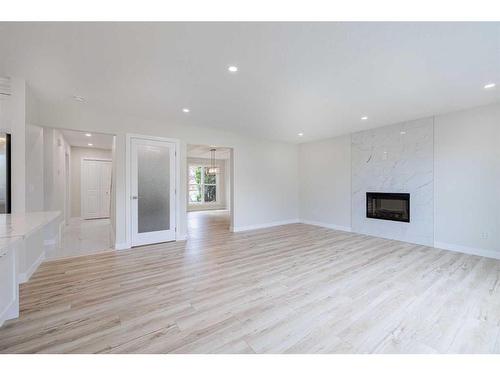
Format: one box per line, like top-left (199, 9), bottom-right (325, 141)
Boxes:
top-left (88, 143), bottom-right (93, 146)
top-left (298, 132), bottom-right (304, 136)
top-left (182, 108), bottom-right (190, 113)
top-left (228, 66), bottom-right (238, 73)
top-left (400, 131), bottom-right (407, 135)
top-left (361, 116), bottom-right (368, 120)
top-left (85, 133), bottom-right (92, 137)
top-left (484, 83), bottom-right (496, 89)
top-left (72, 95), bottom-right (85, 102)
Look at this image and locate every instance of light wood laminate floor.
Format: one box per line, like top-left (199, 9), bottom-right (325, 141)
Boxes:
top-left (1, 210), bottom-right (500, 353)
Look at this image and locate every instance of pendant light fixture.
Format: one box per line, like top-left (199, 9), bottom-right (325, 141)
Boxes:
top-left (208, 148), bottom-right (218, 175)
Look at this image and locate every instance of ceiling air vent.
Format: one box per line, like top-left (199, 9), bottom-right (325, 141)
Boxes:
top-left (0, 77), bottom-right (11, 98)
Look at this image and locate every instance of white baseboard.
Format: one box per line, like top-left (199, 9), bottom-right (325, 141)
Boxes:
top-left (231, 219), bottom-right (300, 233)
top-left (434, 241), bottom-right (500, 260)
top-left (187, 206), bottom-right (228, 212)
top-left (298, 222), bottom-right (499, 260)
top-left (116, 234), bottom-right (186, 249)
top-left (18, 251), bottom-right (45, 284)
top-left (300, 219), bottom-right (352, 233)
top-left (0, 299), bottom-right (18, 328)
top-left (110, 225), bottom-right (116, 249)
top-left (58, 220), bottom-right (65, 248)
top-left (115, 242), bottom-right (130, 251)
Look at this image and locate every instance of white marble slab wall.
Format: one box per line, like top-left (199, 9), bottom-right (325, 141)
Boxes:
top-left (351, 117), bottom-right (434, 246)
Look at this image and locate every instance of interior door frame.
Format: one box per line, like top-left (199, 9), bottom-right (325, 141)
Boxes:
top-left (81, 157), bottom-right (112, 219)
top-left (64, 151), bottom-right (70, 224)
top-left (125, 134), bottom-right (181, 249)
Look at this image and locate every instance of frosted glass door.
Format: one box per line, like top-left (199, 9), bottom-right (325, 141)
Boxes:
top-left (131, 138), bottom-right (176, 246)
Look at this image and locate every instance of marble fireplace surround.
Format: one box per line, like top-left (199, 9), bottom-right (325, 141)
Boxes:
top-left (351, 117), bottom-right (434, 246)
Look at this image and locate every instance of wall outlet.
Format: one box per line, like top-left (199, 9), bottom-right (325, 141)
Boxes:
top-left (481, 232), bottom-right (489, 240)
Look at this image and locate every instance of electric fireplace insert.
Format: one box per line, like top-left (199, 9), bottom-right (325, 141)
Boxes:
top-left (366, 192), bottom-right (410, 223)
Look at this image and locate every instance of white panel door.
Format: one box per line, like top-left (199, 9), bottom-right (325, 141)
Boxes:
top-left (82, 159), bottom-right (112, 219)
top-left (130, 138), bottom-right (176, 246)
top-left (99, 161), bottom-right (112, 218)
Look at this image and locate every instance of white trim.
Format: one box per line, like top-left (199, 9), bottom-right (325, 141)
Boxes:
top-left (115, 242), bottom-right (130, 251)
top-left (0, 298), bottom-right (18, 328)
top-left (110, 223), bottom-right (115, 249)
top-left (231, 219), bottom-right (299, 233)
top-left (81, 157), bottom-right (112, 162)
top-left (299, 219), bottom-right (352, 233)
top-left (187, 203), bottom-right (227, 212)
top-left (434, 241), bottom-right (500, 260)
top-left (296, 220), bottom-right (499, 260)
top-left (64, 150), bottom-right (71, 224)
top-left (58, 220), bottom-right (64, 248)
top-left (125, 134), bottom-right (181, 249)
top-left (18, 251), bottom-right (45, 284)
top-left (176, 233), bottom-right (188, 241)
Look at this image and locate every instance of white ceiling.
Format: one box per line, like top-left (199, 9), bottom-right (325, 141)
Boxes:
top-left (61, 129), bottom-right (114, 150)
top-left (1, 22), bottom-right (499, 143)
top-left (187, 144), bottom-right (231, 160)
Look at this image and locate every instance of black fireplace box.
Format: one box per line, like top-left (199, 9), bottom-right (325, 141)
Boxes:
top-left (366, 192), bottom-right (410, 223)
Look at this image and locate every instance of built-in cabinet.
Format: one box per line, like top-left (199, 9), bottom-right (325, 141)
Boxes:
top-left (0, 238), bottom-right (21, 326)
top-left (0, 211), bottom-right (61, 327)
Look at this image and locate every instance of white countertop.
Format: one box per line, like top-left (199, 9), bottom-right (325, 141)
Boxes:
top-left (0, 236), bottom-right (22, 255)
top-left (0, 211), bottom-right (62, 239)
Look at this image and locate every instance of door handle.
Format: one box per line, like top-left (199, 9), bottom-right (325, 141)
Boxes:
top-left (131, 195), bottom-right (138, 200)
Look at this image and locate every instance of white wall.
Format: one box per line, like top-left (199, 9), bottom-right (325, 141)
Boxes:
top-left (43, 128), bottom-right (70, 216)
top-left (25, 124), bottom-right (44, 212)
top-left (25, 85), bottom-right (44, 212)
top-left (112, 134), bottom-right (126, 248)
top-left (298, 135), bottom-right (351, 231)
top-left (187, 157), bottom-right (228, 211)
top-left (70, 146), bottom-right (112, 218)
top-left (37, 101), bottom-right (299, 247)
top-left (434, 103), bottom-right (500, 256)
top-left (298, 102), bottom-right (500, 257)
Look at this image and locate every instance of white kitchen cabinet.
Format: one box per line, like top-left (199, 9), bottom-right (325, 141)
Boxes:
top-left (0, 237), bottom-right (21, 326)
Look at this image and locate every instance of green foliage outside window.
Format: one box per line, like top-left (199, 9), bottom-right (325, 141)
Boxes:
top-left (189, 165), bottom-right (216, 204)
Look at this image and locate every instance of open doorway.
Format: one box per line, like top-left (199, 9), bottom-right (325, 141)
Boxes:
top-left (186, 144), bottom-right (233, 239)
top-left (41, 128), bottom-right (116, 259)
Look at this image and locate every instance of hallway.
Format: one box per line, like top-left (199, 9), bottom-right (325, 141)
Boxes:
top-left (45, 218), bottom-right (114, 260)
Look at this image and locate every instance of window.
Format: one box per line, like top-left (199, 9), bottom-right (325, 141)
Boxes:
top-left (203, 168), bottom-right (216, 203)
top-left (188, 165), bottom-right (217, 204)
top-left (188, 166), bottom-right (202, 203)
